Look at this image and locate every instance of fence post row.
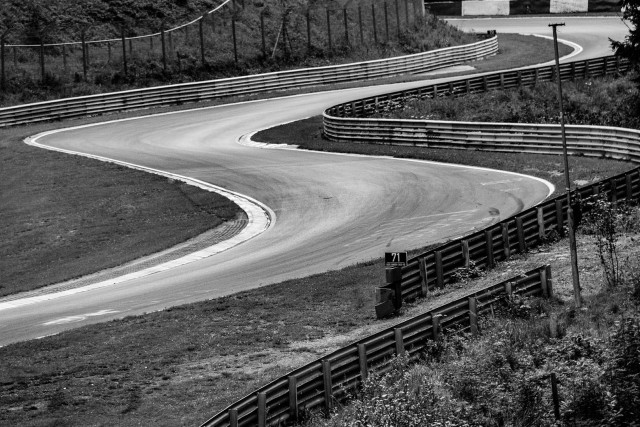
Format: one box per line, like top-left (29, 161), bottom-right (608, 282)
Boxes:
top-left (202, 266), bottom-right (551, 427)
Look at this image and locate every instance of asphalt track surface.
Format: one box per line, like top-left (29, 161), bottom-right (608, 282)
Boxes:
top-left (0, 17), bottom-right (627, 346)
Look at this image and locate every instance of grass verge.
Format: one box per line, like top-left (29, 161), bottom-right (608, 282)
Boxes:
top-left (0, 127), bottom-right (241, 297)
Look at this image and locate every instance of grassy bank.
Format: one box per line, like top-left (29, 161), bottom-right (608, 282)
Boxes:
top-left (304, 203), bottom-right (640, 426)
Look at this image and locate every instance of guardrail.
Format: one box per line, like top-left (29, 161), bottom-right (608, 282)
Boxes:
top-left (200, 264), bottom-right (552, 427)
top-left (0, 36), bottom-right (497, 128)
top-left (322, 54), bottom-right (640, 312)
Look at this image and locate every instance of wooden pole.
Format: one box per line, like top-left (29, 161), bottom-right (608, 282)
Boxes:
top-left (326, 9), bottom-right (332, 53)
top-left (395, 0), bottom-right (400, 38)
top-left (343, 8), bottom-right (349, 47)
top-left (358, 6), bottom-right (364, 44)
top-left (121, 26), bottom-right (128, 76)
top-left (0, 36), bottom-right (5, 92)
top-left (384, 2), bottom-right (389, 42)
top-left (372, 4), bottom-right (378, 44)
top-left (81, 31), bottom-right (87, 81)
top-left (261, 11), bottom-right (267, 58)
top-left (39, 39), bottom-right (45, 82)
top-left (232, 13), bottom-right (238, 63)
top-left (550, 373), bottom-right (561, 419)
top-left (306, 10), bottom-right (312, 54)
top-left (199, 15), bottom-right (206, 65)
top-left (161, 26), bottom-right (167, 70)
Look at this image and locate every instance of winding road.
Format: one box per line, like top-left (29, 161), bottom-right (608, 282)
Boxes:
top-left (0, 17), bottom-right (627, 346)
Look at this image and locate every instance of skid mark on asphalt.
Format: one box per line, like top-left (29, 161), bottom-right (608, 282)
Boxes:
top-left (44, 309), bottom-right (120, 326)
top-left (344, 209), bottom-right (498, 248)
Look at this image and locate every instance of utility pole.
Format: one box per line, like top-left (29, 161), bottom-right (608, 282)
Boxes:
top-left (550, 22), bottom-right (582, 308)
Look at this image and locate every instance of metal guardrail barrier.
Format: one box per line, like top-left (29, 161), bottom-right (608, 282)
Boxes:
top-left (322, 54), bottom-right (640, 311)
top-left (0, 36), bottom-right (497, 128)
top-left (200, 264), bottom-right (552, 427)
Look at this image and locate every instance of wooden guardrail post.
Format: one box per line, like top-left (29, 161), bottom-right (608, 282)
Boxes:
top-left (322, 360), bottom-right (333, 413)
top-left (343, 9), bottom-right (349, 47)
top-left (394, 328), bottom-right (405, 355)
top-left (485, 229), bottom-right (494, 268)
top-left (419, 257), bottom-right (429, 297)
top-left (395, 0), bottom-right (401, 38)
top-left (358, 6), bottom-right (364, 44)
top-left (626, 173), bottom-right (634, 200)
top-left (432, 313), bottom-right (442, 340)
top-left (161, 25), bottom-right (167, 71)
top-left (231, 12), bottom-right (238, 64)
top-left (306, 10), bottom-right (312, 54)
top-left (462, 240), bottom-right (470, 268)
top-left (502, 223), bottom-right (511, 259)
top-left (258, 392), bottom-right (267, 427)
top-left (550, 373), bottom-right (561, 419)
top-left (505, 281), bottom-right (513, 297)
top-left (358, 343), bottom-right (368, 381)
top-left (435, 251), bottom-right (444, 288)
top-left (288, 376), bottom-right (298, 421)
top-left (468, 297), bottom-right (478, 336)
top-left (516, 217), bottom-right (526, 253)
top-left (229, 408), bottom-right (239, 427)
top-left (39, 38), bottom-right (45, 83)
top-left (537, 207), bottom-right (546, 240)
top-left (611, 178), bottom-right (618, 206)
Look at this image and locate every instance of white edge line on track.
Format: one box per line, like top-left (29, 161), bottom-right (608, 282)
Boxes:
top-left (0, 131), bottom-right (276, 312)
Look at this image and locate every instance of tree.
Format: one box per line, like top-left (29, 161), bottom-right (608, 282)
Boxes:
top-left (612, 0), bottom-right (640, 71)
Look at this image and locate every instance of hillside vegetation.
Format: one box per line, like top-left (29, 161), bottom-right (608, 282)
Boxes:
top-left (0, 0), bottom-right (476, 105)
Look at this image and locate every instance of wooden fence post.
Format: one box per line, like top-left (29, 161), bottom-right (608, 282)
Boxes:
top-left (395, 0), bottom-right (401, 38)
top-left (232, 13), bottom-right (238, 63)
top-left (161, 25), bottom-right (167, 70)
top-left (62, 44), bottom-right (67, 71)
top-left (372, 4), bottom-right (378, 44)
top-left (516, 217), bottom-right (526, 253)
top-left (0, 35), bottom-right (5, 92)
top-left (485, 229), bottom-right (494, 268)
top-left (262, 11), bottom-right (267, 58)
top-left (545, 265), bottom-right (554, 298)
top-left (358, 343), bottom-right (368, 381)
top-left (550, 373), bottom-right (561, 419)
top-left (343, 8), bottom-right (349, 46)
top-left (435, 251), bottom-right (444, 288)
top-left (505, 281), bottom-right (513, 297)
top-left (384, 2), bottom-right (389, 42)
top-left (358, 6), bottom-right (364, 44)
top-left (306, 10), bottom-right (312, 54)
top-left (288, 376), bottom-right (298, 421)
top-left (81, 31), bottom-right (87, 81)
top-left (107, 42), bottom-right (111, 63)
top-left (394, 328), bottom-right (405, 355)
top-left (258, 392), bottom-right (267, 427)
top-left (229, 408), bottom-right (239, 427)
top-left (432, 313), bottom-right (442, 340)
top-left (626, 173), bottom-right (633, 200)
top-left (121, 26), bottom-right (127, 76)
top-left (405, 0), bottom-right (410, 23)
top-left (326, 9), bottom-right (333, 53)
top-left (419, 257), bottom-right (429, 296)
top-left (39, 39), bottom-right (45, 82)
top-left (502, 223), bottom-right (511, 259)
top-left (468, 297), bottom-right (478, 335)
top-left (462, 240), bottom-right (470, 268)
top-left (322, 360), bottom-right (333, 412)
top-left (537, 207), bottom-right (546, 240)
top-left (199, 14), bottom-right (206, 65)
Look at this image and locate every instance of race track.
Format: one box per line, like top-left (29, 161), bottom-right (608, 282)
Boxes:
top-left (0, 17), bottom-right (627, 346)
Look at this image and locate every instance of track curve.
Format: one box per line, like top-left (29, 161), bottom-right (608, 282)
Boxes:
top-left (0, 17), bottom-right (626, 346)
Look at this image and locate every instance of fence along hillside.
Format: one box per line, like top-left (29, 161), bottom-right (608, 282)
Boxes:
top-left (322, 54), bottom-right (640, 314)
top-left (200, 264), bottom-right (553, 427)
top-left (0, 0), bottom-right (430, 97)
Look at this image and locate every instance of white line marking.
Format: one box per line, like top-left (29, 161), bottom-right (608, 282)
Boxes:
top-left (44, 309), bottom-right (120, 326)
